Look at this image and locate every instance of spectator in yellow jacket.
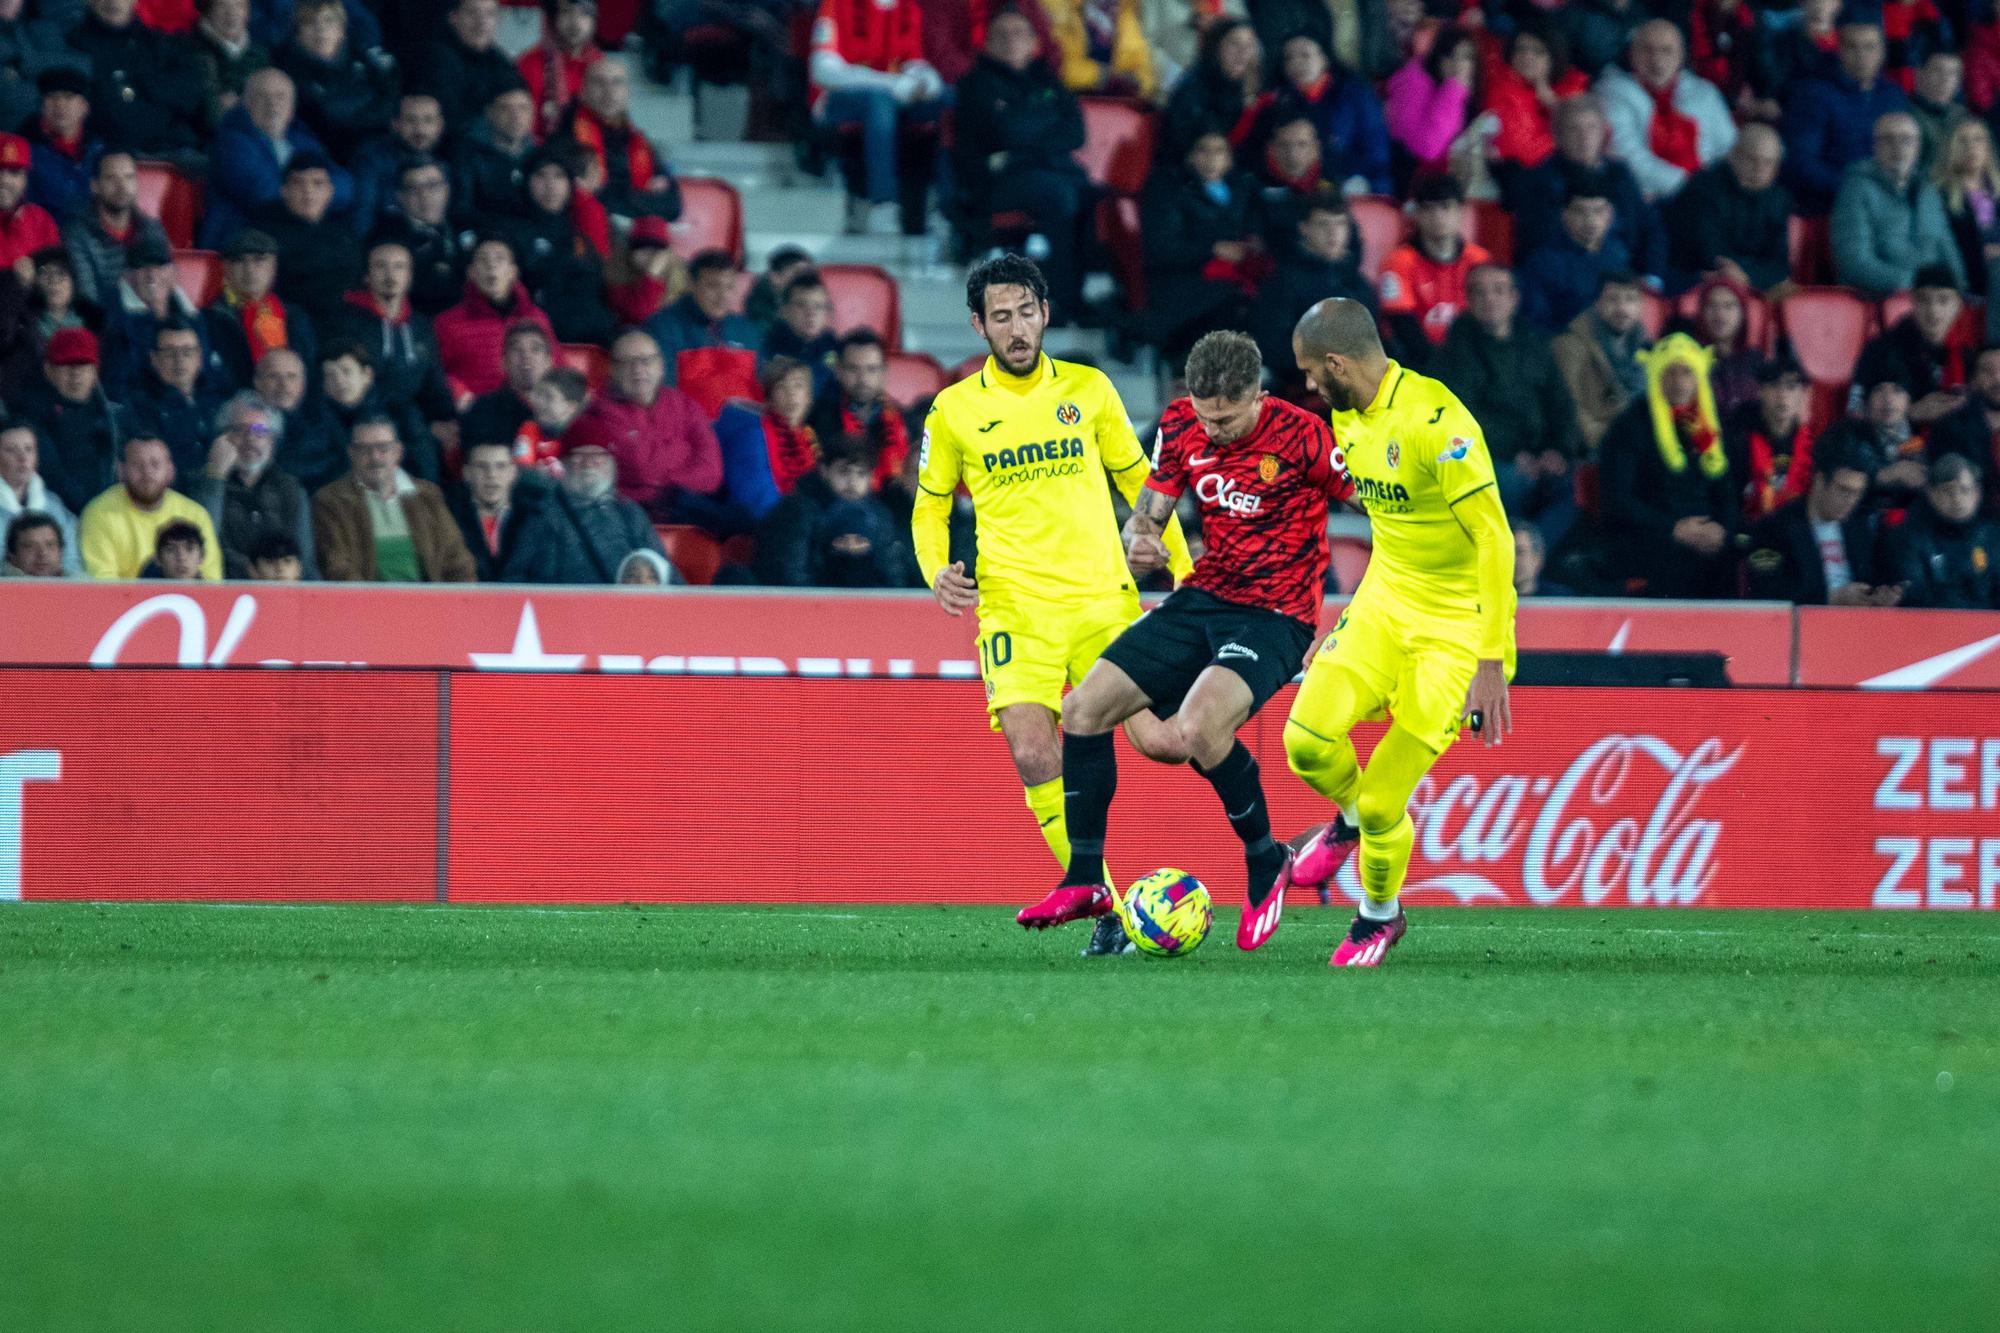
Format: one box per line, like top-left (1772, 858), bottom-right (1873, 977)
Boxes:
top-left (1039, 0), bottom-right (1159, 100)
top-left (79, 435), bottom-right (223, 580)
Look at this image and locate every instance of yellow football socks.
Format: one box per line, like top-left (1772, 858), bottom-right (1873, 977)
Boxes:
top-left (1025, 778), bottom-right (1114, 897)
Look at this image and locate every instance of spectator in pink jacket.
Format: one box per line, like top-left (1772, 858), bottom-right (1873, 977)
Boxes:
top-left (1385, 24), bottom-right (1481, 180)
top-left (563, 329), bottom-right (723, 523)
top-left (432, 235), bottom-right (558, 402)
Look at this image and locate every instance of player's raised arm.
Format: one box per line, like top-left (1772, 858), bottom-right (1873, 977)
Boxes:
top-left (1097, 388), bottom-right (1193, 582)
top-left (911, 409), bottom-right (975, 614)
top-left (1432, 409), bottom-right (1516, 745)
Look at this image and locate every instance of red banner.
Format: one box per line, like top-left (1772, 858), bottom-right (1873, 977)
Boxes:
top-left (0, 582), bottom-right (1797, 685)
top-left (7, 671), bottom-right (1996, 909)
top-left (1795, 607), bottom-right (2000, 689)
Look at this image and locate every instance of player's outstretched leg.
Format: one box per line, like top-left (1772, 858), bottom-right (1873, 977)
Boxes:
top-left (1284, 652), bottom-right (1384, 896)
top-left (1016, 663), bottom-right (1149, 930)
top-left (1329, 724), bottom-right (1436, 968)
top-left (1169, 667), bottom-right (1289, 950)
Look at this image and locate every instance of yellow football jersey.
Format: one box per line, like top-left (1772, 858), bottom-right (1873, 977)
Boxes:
top-left (914, 353), bottom-right (1189, 604)
top-left (1331, 360), bottom-right (1510, 625)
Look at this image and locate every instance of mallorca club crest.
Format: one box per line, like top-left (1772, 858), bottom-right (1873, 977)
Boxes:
top-left (1385, 441), bottom-right (1401, 470)
top-left (1056, 401), bottom-right (1081, 426)
top-left (1258, 454), bottom-right (1279, 482)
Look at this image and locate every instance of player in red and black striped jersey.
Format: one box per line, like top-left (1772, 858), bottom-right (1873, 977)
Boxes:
top-left (1016, 331), bottom-right (1355, 950)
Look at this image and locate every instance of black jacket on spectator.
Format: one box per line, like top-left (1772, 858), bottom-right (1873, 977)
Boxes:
top-left (259, 203), bottom-right (366, 332)
top-left (951, 53), bottom-right (1087, 225)
top-left (1429, 318), bottom-right (1581, 465)
top-left (370, 212), bottom-right (470, 319)
top-left (1506, 155), bottom-right (1666, 281)
top-left (1854, 317), bottom-right (1966, 405)
top-left (1743, 495), bottom-right (1886, 603)
top-left (1139, 165), bottom-right (1262, 352)
top-left (509, 486), bottom-right (662, 584)
top-left (191, 23), bottom-right (273, 132)
top-left (277, 40), bottom-right (400, 162)
top-left (276, 401), bottom-right (346, 496)
top-left (62, 210), bottom-right (170, 313)
top-left (454, 122), bottom-right (539, 222)
top-left (1595, 396), bottom-right (1742, 598)
top-left (505, 203), bottom-right (616, 347)
top-left (415, 31), bottom-right (519, 132)
top-left (1923, 400), bottom-right (2000, 514)
top-left (184, 465), bottom-right (318, 580)
top-left (1664, 160), bottom-right (1793, 291)
top-left (0, 16), bottom-right (85, 141)
top-left (301, 388), bottom-right (437, 487)
top-left (16, 377), bottom-right (128, 513)
top-left (127, 370), bottom-right (227, 479)
top-left (69, 11), bottom-right (205, 157)
top-left (1253, 250), bottom-right (1374, 394)
top-left (1891, 500), bottom-right (2000, 607)
top-left (447, 469), bottom-right (550, 581)
top-left (324, 294), bottom-right (457, 426)
top-left (753, 470), bottom-right (918, 588)
top-left (557, 104), bottom-right (681, 221)
top-left (460, 386), bottom-right (531, 447)
top-left (1159, 65), bottom-right (1255, 165)
top-left (199, 298), bottom-right (319, 396)
top-left (1243, 0), bottom-right (1395, 83)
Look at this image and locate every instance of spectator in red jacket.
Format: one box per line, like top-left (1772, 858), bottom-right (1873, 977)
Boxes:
top-left (0, 133), bottom-right (60, 279)
top-left (559, 56), bottom-right (680, 221)
top-left (432, 235), bottom-right (557, 402)
top-left (1482, 25), bottom-right (1589, 169)
top-left (807, 328), bottom-right (907, 488)
top-left (520, 0), bottom-right (603, 137)
top-left (563, 328), bottom-right (723, 521)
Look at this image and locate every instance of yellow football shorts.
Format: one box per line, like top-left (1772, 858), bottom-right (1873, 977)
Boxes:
top-left (975, 591), bottom-right (1142, 729)
top-left (1291, 589), bottom-right (1517, 754)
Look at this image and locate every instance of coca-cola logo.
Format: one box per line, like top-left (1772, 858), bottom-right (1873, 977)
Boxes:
top-left (1334, 735), bottom-right (1743, 907)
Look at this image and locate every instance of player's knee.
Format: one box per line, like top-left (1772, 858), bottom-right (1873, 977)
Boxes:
top-left (1127, 723), bottom-right (1187, 765)
top-left (1060, 689), bottom-right (1115, 737)
top-left (1354, 782), bottom-right (1405, 836)
top-left (1284, 722), bottom-right (1328, 777)
top-left (1005, 732), bottom-right (1060, 785)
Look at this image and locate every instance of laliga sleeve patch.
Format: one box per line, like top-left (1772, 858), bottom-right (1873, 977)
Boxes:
top-left (1436, 437), bottom-right (1471, 464)
top-left (918, 429), bottom-right (931, 470)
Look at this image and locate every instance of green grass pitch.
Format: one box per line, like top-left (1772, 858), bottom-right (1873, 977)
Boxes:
top-left (1, 903), bottom-right (1996, 1331)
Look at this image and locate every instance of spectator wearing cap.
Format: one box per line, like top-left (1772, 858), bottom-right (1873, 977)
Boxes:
top-left (199, 227), bottom-right (317, 391)
top-left (259, 151), bottom-right (365, 330)
top-left (1783, 19), bottom-right (1910, 216)
top-left (460, 319), bottom-right (553, 455)
top-left (754, 431), bottom-right (918, 588)
top-left (1593, 20), bottom-right (1735, 204)
top-left (1853, 265), bottom-right (1975, 427)
top-left (453, 76), bottom-right (541, 222)
top-left (416, 0), bottom-right (520, 133)
top-left (371, 155), bottom-right (471, 317)
top-left (24, 68), bottom-right (101, 223)
top-left (182, 388), bottom-right (318, 579)
top-left (128, 319), bottom-right (226, 476)
top-left (348, 91), bottom-right (446, 237)
top-left (0, 4), bottom-right (83, 145)
top-left (100, 231), bottom-right (207, 400)
top-left (505, 145), bottom-right (617, 346)
top-left (2, 511), bottom-right (67, 576)
top-left (15, 327), bottom-right (126, 512)
top-left (647, 247), bottom-right (758, 393)
top-left (312, 413), bottom-right (475, 582)
top-left (505, 431), bottom-right (664, 584)
top-left (1255, 197), bottom-right (1374, 398)
top-left (1892, 454), bottom-right (2000, 608)
top-left (60, 151), bottom-right (169, 312)
top-left (1504, 94), bottom-right (1666, 286)
top-left (69, 0), bottom-right (207, 168)
top-left (1432, 263), bottom-right (1582, 552)
top-left (446, 435), bottom-right (549, 581)
top-left (743, 244), bottom-right (812, 334)
top-left (714, 356), bottom-right (821, 527)
top-left (607, 214), bottom-right (680, 327)
top-left (1832, 111), bottom-right (1965, 297)
top-left (205, 68), bottom-right (355, 250)
top-left (276, 0), bottom-right (398, 162)
top-left (808, 329), bottom-right (909, 489)
top-left (563, 328), bottom-right (722, 523)
top-left (433, 235), bottom-right (557, 402)
top-left (1727, 357), bottom-right (1816, 526)
top-left (329, 236), bottom-right (459, 432)
top-left (1552, 271), bottom-right (1652, 453)
top-left (0, 419), bottom-right (81, 574)
top-left (1928, 343), bottom-right (2000, 515)
top-left (79, 433), bottom-right (221, 579)
top-left (140, 517), bottom-right (210, 579)
top-left (519, 0), bottom-right (602, 138)
top-left (191, 0), bottom-right (274, 132)
top-left (1743, 434), bottom-right (1895, 606)
top-left (1665, 123), bottom-right (1793, 294)
top-left (0, 133), bottom-right (60, 277)
top-left (559, 56), bottom-right (682, 222)
top-left (1519, 186), bottom-right (1632, 332)
top-left (1378, 176), bottom-right (1488, 362)
top-left (762, 270), bottom-right (837, 396)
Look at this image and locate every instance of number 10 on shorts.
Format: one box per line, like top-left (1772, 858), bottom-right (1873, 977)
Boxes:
top-left (979, 631), bottom-right (1014, 675)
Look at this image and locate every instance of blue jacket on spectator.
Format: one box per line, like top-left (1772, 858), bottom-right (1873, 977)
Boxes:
top-left (1780, 71), bottom-right (1909, 215)
top-left (1506, 155), bottom-right (1666, 282)
top-left (645, 294), bottom-right (761, 388)
top-left (1264, 70), bottom-right (1392, 196)
top-left (712, 402), bottom-right (786, 528)
top-left (201, 105), bottom-right (355, 249)
top-left (1518, 232), bottom-right (1633, 332)
top-left (25, 130), bottom-right (99, 225)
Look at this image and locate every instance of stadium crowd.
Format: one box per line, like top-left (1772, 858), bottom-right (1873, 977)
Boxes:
top-left (0, 0), bottom-right (1997, 609)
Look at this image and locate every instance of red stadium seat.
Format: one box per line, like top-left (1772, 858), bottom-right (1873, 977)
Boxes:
top-left (884, 350), bottom-right (947, 408)
top-left (1788, 214), bottom-right (1831, 286)
top-left (1464, 199), bottom-right (1513, 265)
top-left (951, 352), bottom-right (987, 381)
top-left (819, 263), bottom-right (902, 351)
top-left (136, 161), bottom-right (200, 249)
top-left (657, 525), bottom-right (724, 585)
top-left (668, 176), bottom-right (745, 263)
top-left (1073, 97), bottom-right (1154, 195)
top-left (558, 343), bottom-right (611, 391)
top-left (1638, 289), bottom-right (1670, 340)
top-left (1098, 194), bottom-right (1147, 310)
top-left (1674, 284), bottom-right (1775, 354)
top-left (1780, 287), bottom-right (1872, 387)
top-left (1348, 195), bottom-right (1405, 282)
top-left (1329, 536), bottom-right (1371, 593)
top-left (1879, 288), bottom-right (1912, 328)
top-left (171, 249), bottom-right (222, 306)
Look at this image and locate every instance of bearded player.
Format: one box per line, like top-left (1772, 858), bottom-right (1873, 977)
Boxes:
top-left (1016, 331), bottom-right (1355, 949)
top-left (1282, 298), bottom-right (1516, 968)
top-left (913, 256), bottom-right (1193, 956)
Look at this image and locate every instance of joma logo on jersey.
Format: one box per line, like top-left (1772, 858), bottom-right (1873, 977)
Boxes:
top-left (1351, 475), bottom-right (1411, 503)
top-left (1196, 472), bottom-right (1263, 513)
top-left (983, 437), bottom-right (1084, 471)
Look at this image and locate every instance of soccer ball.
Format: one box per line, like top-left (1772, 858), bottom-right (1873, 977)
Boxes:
top-left (1119, 869), bottom-right (1213, 957)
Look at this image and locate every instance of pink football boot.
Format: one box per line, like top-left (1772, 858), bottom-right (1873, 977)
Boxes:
top-left (1329, 910), bottom-right (1408, 968)
top-left (1016, 883), bottom-right (1114, 930)
top-left (1235, 848), bottom-right (1294, 951)
top-left (1289, 816), bottom-right (1360, 898)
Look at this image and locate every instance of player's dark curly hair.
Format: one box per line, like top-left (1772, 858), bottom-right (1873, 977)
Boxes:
top-left (966, 254), bottom-right (1048, 318)
top-left (1183, 331), bottom-right (1264, 401)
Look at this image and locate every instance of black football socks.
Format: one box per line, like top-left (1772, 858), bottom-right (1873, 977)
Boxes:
top-left (1195, 741), bottom-right (1285, 907)
top-left (1061, 729), bottom-right (1117, 888)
